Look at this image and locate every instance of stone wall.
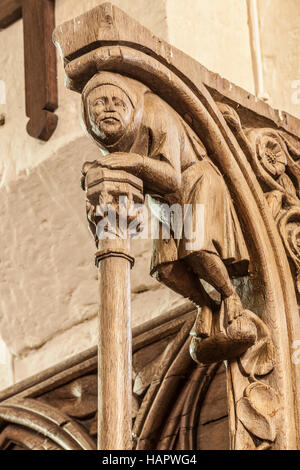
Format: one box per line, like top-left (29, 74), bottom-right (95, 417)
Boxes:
top-left (258, 0), bottom-right (300, 117)
top-left (0, 0), bottom-right (299, 389)
top-left (166, 0), bottom-right (255, 94)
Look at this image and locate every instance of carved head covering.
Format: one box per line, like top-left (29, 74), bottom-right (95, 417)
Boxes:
top-left (81, 72), bottom-right (149, 153)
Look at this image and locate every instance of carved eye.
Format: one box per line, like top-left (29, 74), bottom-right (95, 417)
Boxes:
top-left (93, 98), bottom-right (105, 106)
top-left (113, 98), bottom-right (126, 109)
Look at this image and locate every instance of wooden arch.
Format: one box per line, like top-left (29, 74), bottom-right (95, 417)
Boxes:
top-left (0, 398), bottom-right (96, 450)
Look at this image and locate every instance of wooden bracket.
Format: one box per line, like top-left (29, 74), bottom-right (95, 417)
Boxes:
top-left (22, 0), bottom-right (58, 141)
top-left (0, 0), bottom-right (21, 29)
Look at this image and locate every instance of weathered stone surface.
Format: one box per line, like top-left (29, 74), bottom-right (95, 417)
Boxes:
top-left (13, 295), bottom-right (186, 384)
top-left (0, 337), bottom-right (13, 390)
top-left (56, 0), bottom-right (169, 42)
top-left (0, 137), bottom-right (98, 356)
top-left (132, 289), bottom-right (188, 328)
top-left (13, 316), bottom-right (98, 382)
top-left (0, 1), bottom-right (169, 188)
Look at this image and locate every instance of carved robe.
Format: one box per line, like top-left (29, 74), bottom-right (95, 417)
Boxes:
top-left (141, 93), bottom-right (249, 277)
top-left (82, 73), bottom-right (249, 277)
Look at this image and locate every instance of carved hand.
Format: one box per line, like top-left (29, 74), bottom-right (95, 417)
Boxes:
top-left (99, 152), bottom-right (143, 176)
top-left (98, 152), bottom-right (180, 194)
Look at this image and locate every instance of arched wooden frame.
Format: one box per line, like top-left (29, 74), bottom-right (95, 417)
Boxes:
top-left (0, 398), bottom-right (96, 450)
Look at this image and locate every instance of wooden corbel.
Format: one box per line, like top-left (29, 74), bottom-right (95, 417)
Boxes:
top-left (22, 0), bottom-right (58, 141)
top-left (0, 0), bottom-right (22, 29)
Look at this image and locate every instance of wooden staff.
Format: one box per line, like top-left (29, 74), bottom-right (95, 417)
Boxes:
top-left (83, 167), bottom-right (143, 450)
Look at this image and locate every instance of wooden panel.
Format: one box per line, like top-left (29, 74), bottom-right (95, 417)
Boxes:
top-left (199, 365), bottom-right (228, 425)
top-left (0, 0), bottom-right (21, 29)
top-left (197, 363), bottom-right (230, 450)
top-left (22, 0), bottom-right (58, 140)
top-left (198, 418), bottom-right (230, 450)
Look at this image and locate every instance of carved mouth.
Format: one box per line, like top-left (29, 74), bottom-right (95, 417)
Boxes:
top-left (100, 116), bottom-right (120, 124)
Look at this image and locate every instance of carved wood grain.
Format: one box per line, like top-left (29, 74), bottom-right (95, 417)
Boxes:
top-left (0, 425), bottom-right (60, 450)
top-left (0, 398), bottom-right (96, 450)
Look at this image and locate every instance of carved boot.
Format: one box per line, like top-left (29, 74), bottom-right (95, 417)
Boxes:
top-left (190, 294), bottom-right (257, 364)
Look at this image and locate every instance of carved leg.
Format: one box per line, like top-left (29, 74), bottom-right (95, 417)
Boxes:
top-left (185, 251), bottom-right (243, 324)
top-left (153, 260), bottom-right (215, 308)
top-left (186, 251), bottom-right (257, 364)
top-left (153, 261), bottom-right (216, 337)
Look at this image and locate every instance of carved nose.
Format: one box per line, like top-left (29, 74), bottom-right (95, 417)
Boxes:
top-left (104, 102), bottom-right (116, 112)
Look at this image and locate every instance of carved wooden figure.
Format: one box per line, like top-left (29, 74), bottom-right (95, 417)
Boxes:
top-left (54, 3), bottom-right (300, 450)
top-left (80, 71), bottom-right (257, 364)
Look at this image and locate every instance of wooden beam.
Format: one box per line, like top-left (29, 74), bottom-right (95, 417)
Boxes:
top-left (22, 0), bottom-right (58, 141)
top-left (0, 0), bottom-right (22, 29)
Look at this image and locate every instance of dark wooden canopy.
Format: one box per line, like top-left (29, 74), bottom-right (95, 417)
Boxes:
top-left (0, 0), bottom-right (22, 29)
top-left (0, 0), bottom-right (58, 141)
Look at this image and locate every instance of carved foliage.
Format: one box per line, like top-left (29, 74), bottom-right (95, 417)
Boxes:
top-left (219, 102), bottom-right (300, 296)
top-left (236, 382), bottom-right (279, 447)
top-left (233, 312), bottom-right (278, 449)
top-left (81, 165), bottom-right (144, 246)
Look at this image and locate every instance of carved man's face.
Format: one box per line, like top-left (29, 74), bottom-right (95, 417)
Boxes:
top-left (87, 85), bottom-right (133, 144)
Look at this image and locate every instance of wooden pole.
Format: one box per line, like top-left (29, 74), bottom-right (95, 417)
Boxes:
top-left (97, 239), bottom-right (133, 450)
top-left (83, 167), bottom-right (143, 450)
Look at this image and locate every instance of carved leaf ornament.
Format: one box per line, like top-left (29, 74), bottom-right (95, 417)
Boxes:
top-left (236, 381), bottom-right (280, 444)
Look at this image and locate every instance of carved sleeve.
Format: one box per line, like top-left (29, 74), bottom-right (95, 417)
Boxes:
top-left (140, 94), bottom-right (182, 195)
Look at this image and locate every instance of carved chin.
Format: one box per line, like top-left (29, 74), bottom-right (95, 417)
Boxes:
top-left (97, 123), bottom-right (125, 144)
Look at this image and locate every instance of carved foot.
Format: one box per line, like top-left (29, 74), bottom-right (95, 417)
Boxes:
top-left (223, 291), bottom-right (243, 325)
top-left (190, 306), bottom-right (257, 365)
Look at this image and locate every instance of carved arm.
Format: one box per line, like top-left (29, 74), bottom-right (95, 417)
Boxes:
top-left (99, 152), bottom-right (181, 195)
